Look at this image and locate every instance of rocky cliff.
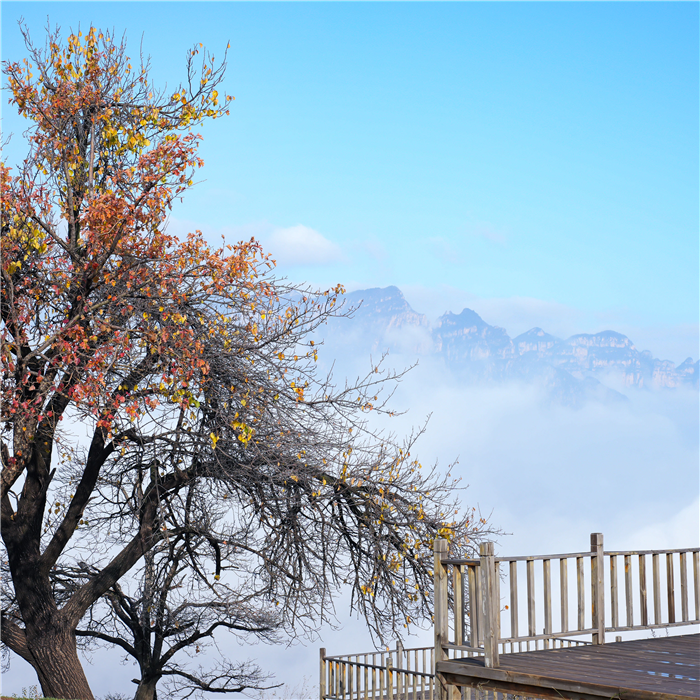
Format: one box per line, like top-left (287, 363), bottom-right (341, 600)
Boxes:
top-left (322, 286), bottom-right (699, 401)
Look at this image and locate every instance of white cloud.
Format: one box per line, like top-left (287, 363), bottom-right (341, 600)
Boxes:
top-left (619, 497), bottom-right (699, 551)
top-left (164, 218), bottom-right (348, 271)
top-left (268, 225), bottom-right (345, 267)
top-left (342, 361), bottom-right (697, 569)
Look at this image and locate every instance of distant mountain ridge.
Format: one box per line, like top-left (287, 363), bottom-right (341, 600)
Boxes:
top-left (327, 286), bottom-right (698, 401)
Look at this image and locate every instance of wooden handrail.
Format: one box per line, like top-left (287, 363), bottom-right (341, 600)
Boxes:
top-left (320, 645), bottom-right (436, 700)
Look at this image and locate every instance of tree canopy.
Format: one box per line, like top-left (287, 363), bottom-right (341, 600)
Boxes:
top-left (0, 24), bottom-right (493, 700)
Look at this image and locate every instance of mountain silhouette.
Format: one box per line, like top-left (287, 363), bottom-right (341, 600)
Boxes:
top-left (321, 286), bottom-right (698, 405)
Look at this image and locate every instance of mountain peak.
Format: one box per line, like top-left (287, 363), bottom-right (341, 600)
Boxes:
top-left (513, 327), bottom-right (561, 355)
top-left (565, 331), bottom-right (635, 350)
top-left (325, 286), bottom-right (697, 393)
top-left (340, 286), bottom-right (429, 334)
top-left (438, 307), bottom-right (489, 330)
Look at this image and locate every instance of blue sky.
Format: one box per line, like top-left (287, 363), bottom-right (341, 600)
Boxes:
top-left (2, 2), bottom-right (698, 360)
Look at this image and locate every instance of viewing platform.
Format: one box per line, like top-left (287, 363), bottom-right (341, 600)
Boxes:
top-left (321, 533), bottom-right (700, 700)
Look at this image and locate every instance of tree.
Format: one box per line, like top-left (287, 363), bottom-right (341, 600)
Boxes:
top-left (73, 486), bottom-right (283, 700)
top-left (1, 24), bottom-right (495, 700)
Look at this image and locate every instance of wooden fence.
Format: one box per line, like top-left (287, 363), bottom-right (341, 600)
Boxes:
top-left (320, 644), bottom-right (434, 700)
top-left (320, 643), bottom-right (543, 700)
top-left (321, 533), bottom-right (699, 700)
top-left (435, 533), bottom-right (700, 668)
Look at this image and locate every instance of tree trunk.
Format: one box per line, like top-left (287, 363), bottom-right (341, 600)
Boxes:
top-left (4, 522), bottom-right (95, 700)
top-left (25, 626), bottom-right (95, 700)
top-left (133, 675), bottom-right (160, 700)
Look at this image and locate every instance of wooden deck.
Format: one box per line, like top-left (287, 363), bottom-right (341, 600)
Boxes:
top-left (322, 534), bottom-right (699, 700)
top-left (437, 634), bottom-right (700, 700)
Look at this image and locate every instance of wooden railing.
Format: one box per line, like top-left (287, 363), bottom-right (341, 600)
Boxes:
top-left (434, 533), bottom-right (700, 669)
top-left (320, 643), bottom-right (435, 700)
top-left (320, 643), bottom-right (547, 700)
top-left (321, 533), bottom-right (699, 700)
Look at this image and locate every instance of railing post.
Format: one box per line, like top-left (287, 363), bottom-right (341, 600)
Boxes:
top-left (454, 564), bottom-right (464, 647)
top-left (433, 538), bottom-right (450, 700)
top-left (591, 532), bottom-right (605, 644)
top-left (467, 564), bottom-right (479, 651)
top-left (396, 640), bottom-right (403, 699)
top-left (480, 542), bottom-right (499, 667)
top-left (320, 648), bottom-right (326, 700)
top-left (434, 538), bottom-right (448, 660)
top-left (386, 655), bottom-right (394, 700)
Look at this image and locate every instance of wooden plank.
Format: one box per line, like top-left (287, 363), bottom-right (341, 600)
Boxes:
top-left (560, 558), bottom-right (568, 633)
top-left (364, 654), bottom-right (368, 700)
top-left (494, 561), bottom-right (501, 643)
top-left (434, 538), bottom-right (449, 672)
top-left (680, 551), bottom-right (688, 622)
top-left (610, 554), bottom-right (618, 630)
top-left (600, 548), bottom-right (697, 556)
top-left (624, 554), bottom-right (633, 628)
top-left (475, 564), bottom-right (484, 646)
top-left (667, 552), bottom-right (676, 623)
top-left (510, 560), bottom-right (519, 640)
top-left (694, 551), bottom-right (699, 621)
top-left (543, 558), bottom-right (552, 644)
top-left (387, 656), bottom-right (393, 700)
top-left (652, 553), bottom-right (661, 625)
top-left (590, 533), bottom-right (605, 644)
top-left (468, 564), bottom-right (478, 648)
top-left (454, 564), bottom-right (464, 646)
top-left (527, 558), bottom-right (536, 637)
top-left (576, 556), bottom-right (585, 630)
top-left (639, 554), bottom-right (648, 627)
top-left (421, 649), bottom-right (425, 700)
top-left (494, 551), bottom-right (592, 563)
top-left (412, 651), bottom-right (417, 700)
top-left (320, 648), bottom-right (327, 700)
top-left (436, 634), bottom-right (700, 700)
top-left (397, 644), bottom-right (403, 700)
top-left (495, 629), bottom-right (595, 644)
top-left (481, 542), bottom-right (499, 668)
top-left (372, 654), bottom-right (377, 700)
